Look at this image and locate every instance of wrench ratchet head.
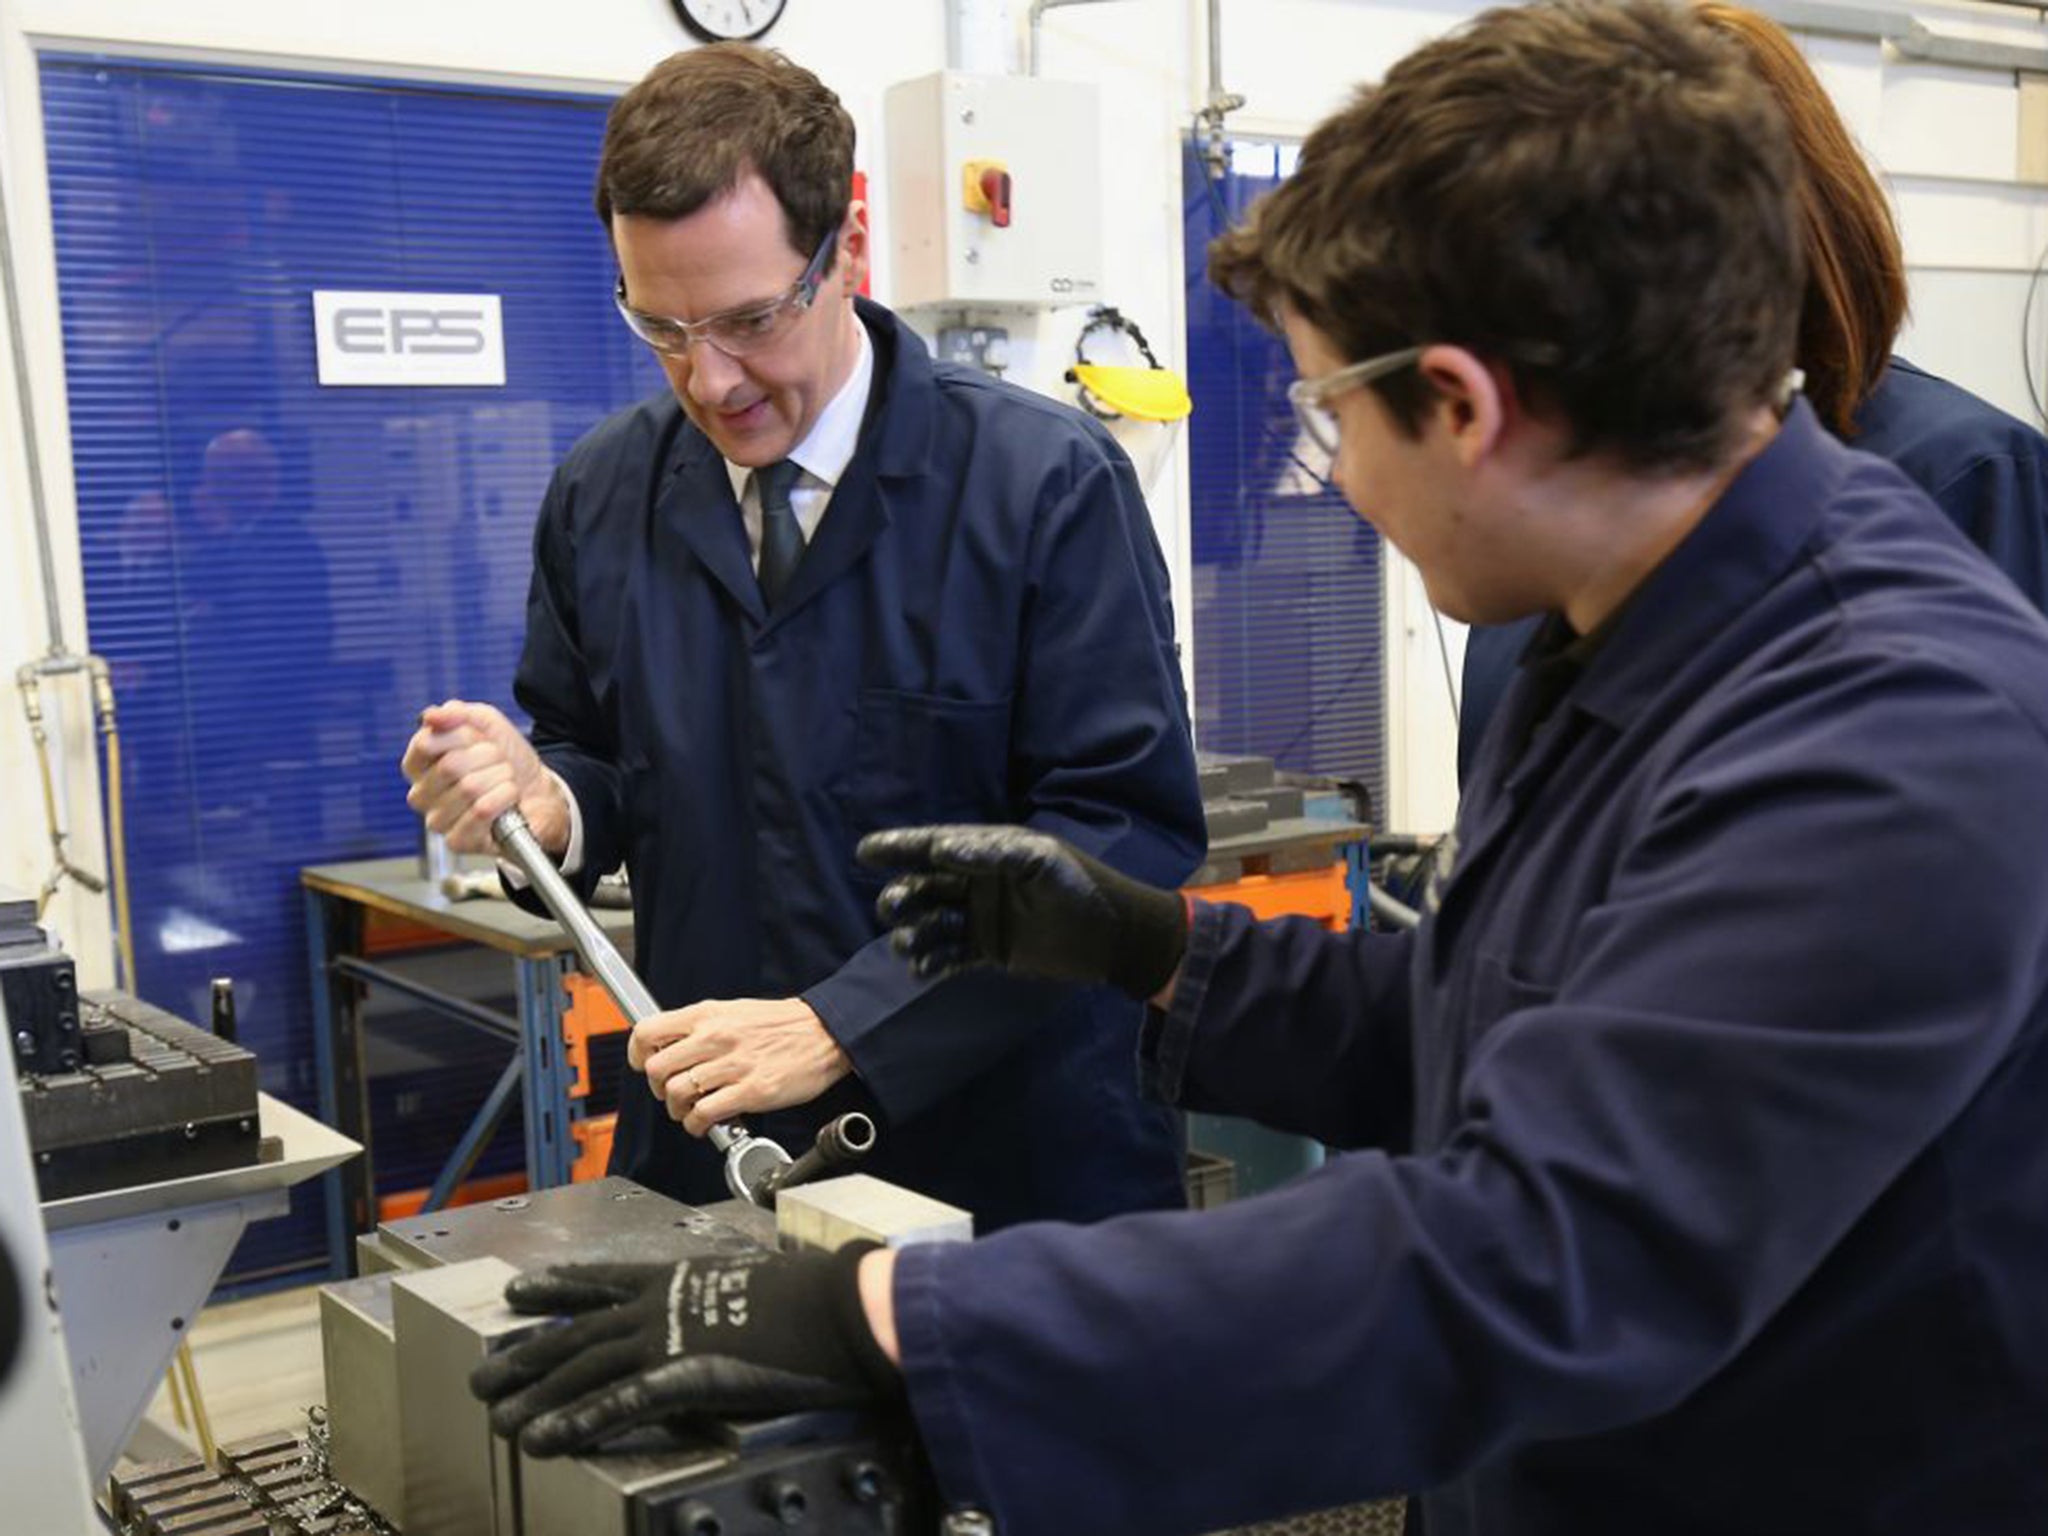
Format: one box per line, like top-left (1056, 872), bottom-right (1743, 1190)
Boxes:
top-left (724, 1134), bottom-right (794, 1205)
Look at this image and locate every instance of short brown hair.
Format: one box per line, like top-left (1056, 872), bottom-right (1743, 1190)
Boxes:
top-left (597, 43), bottom-right (854, 262)
top-left (1696, 3), bottom-right (1906, 434)
top-left (1210, 0), bottom-right (1803, 471)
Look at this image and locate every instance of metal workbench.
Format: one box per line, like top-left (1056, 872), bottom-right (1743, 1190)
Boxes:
top-left (301, 856), bottom-right (634, 1278)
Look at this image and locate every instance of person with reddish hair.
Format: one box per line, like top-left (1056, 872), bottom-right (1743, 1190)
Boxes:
top-left (1459, 0), bottom-right (2048, 781)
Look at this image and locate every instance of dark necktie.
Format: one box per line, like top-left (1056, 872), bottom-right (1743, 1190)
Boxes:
top-left (755, 459), bottom-right (805, 609)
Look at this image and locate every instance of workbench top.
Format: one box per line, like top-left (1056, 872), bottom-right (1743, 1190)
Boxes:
top-left (301, 855), bottom-right (635, 959)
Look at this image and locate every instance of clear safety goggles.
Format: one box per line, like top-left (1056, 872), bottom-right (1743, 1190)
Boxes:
top-left (1286, 344), bottom-right (1426, 460)
top-left (614, 226), bottom-right (837, 359)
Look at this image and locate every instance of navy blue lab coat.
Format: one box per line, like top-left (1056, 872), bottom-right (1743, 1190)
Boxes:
top-left (1460, 357), bottom-right (2048, 780)
top-left (511, 299), bottom-right (1205, 1228)
top-left (892, 403), bottom-right (2048, 1534)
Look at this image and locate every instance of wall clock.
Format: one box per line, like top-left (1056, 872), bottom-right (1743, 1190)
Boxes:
top-left (672, 0), bottom-right (787, 42)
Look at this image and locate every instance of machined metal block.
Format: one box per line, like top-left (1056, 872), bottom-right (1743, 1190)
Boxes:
top-left (1266, 840), bottom-right (1346, 875)
top-left (353, 1229), bottom-right (414, 1275)
top-left (138, 1483), bottom-right (243, 1524)
top-left (377, 1176), bottom-right (767, 1273)
top-left (120, 1467), bottom-right (239, 1534)
top-left (520, 1425), bottom-right (924, 1536)
top-left (248, 1461), bottom-right (317, 1490)
top-left (153, 1505), bottom-right (269, 1536)
top-left (393, 1256), bottom-right (549, 1536)
top-left (1195, 750), bottom-right (1277, 794)
top-left (229, 1456), bottom-right (306, 1491)
top-left (0, 884), bottom-right (35, 932)
top-left (518, 1428), bottom-right (733, 1536)
top-left (1243, 783), bottom-right (1308, 820)
top-left (1187, 855), bottom-right (1246, 886)
top-left (21, 990), bottom-right (265, 1198)
top-left (776, 1173), bottom-right (972, 1252)
top-left (253, 1477), bottom-right (331, 1508)
top-left (319, 1270), bottom-right (403, 1525)
top-left (2, 941), bottom-right (80, 1075)
top-left (1202, 795), bottom-right (1272, 840)
top-left (213, 1428), bottom-right (302, 1471)
top-left (349, 1174), bottom-right (947, 1534)
top-left (107, 1457), bottom-right (211, 1523)
top-left (82, 991), bottom-right (260, 1120)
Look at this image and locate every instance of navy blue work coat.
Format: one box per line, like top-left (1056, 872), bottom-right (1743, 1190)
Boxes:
top-left (1460, 356), bottom-right (2048, 781)
top-left (893, 404), bottom-right (2048, 1533)
top-left (511, 299), bottom-right (1205, 1229)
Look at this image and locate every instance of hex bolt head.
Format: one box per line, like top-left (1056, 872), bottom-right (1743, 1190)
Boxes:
top-left (842, 1459), bottom-right (887, 1504)
top-left (757, 1476), bottom-right (808, 1526)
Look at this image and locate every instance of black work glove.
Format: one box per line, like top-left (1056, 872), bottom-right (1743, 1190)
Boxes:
top-left (856, 824), bottom-right (1188, 1000)
top-left (469, 1243), bottom-right (899, 1458)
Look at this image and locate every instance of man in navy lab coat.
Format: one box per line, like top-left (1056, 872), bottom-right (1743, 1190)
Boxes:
top-left (468, 3), bottom-right (2048, 1532)
top-left (400, 43), bottom-right (1204, 1230)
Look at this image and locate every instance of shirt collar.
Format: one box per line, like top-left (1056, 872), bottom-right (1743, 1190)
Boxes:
top-left (1569, 398), bottom-right (1844, 730)
top-left (724, 320), bottom-right (875, 505)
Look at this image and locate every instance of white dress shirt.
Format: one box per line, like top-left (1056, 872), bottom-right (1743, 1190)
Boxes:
top-left (729, 320), bottom-right (874, 570)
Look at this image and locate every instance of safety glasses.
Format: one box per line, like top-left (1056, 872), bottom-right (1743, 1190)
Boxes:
top-left (1286, 344), bottom-right (1425, 460)
top-left (614, 225), bottom-right (838, 359)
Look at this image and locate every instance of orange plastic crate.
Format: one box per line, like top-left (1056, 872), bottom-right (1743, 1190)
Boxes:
top-left (1191, 859), bottom-right (1352, 930)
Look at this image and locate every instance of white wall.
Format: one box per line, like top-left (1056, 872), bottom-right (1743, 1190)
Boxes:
top-left (4, 0), bottom-right (2045, 979)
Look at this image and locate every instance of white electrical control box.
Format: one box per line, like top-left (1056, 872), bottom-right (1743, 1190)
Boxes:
top-left (884, 71), bottom-right (1104, 311)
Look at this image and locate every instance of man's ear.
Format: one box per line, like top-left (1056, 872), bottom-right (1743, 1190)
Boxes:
top-left (1416, 345), bottom-right (1513, 468)
top-left (839, 200), bottom-right (870, 295)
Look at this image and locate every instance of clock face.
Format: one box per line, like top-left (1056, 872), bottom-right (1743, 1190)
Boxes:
top-left (672, 0), bottom-right (787, 42)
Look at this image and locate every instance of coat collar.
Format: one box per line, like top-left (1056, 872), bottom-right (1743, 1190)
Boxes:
top-left (1442, 401), bottom-right (1849, 931)
top-left (857, 295), bottom-right (938, 481)
top-left (655, 297), bottom-right (933, 627)
top-left (1564, 399), bottom-right (1845, 735)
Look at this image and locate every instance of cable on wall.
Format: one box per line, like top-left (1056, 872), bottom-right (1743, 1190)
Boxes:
top-left (2022, 237), bottom-right (2048, 429)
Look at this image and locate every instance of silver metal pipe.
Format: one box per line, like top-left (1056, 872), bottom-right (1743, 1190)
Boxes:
top-left (1194, 0), bottom-right (1247, 180)
top-left (947, 0), bottom-right (1011, 73)
top-left (19, 653), bottom-right (91, 678)
top-left (761, 1111), bottom-right (878, 1199)
top-left (1366, 882), bottom-right (1421, 931)
top-left (1891, 18), bottom-right (2048, 73)
top-left (1756, 0), bottom-right (2048, 72)
top-left (1027, 0), bottom-right (1118, 76)
top-left (1207, 0), bottom-right (1225, 100)
top-left (495, 812), bottom-right (659, 1022)
top-left (0, 151), bottom-right (66, 657)
top-left (489, 809), bottom-right (794, 1205)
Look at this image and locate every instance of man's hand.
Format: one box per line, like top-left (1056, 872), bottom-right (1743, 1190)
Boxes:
top-left (400, 699), bottom-right (569, 857)
top-left (630, 999), bottom-right (852, 1137)
top-left (855, 825), bottom-right (1189, 1001)
top-left (470, 1245), bottom-right (900, 1458)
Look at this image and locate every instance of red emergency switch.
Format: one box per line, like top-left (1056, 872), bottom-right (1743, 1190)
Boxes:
top-left (964, 159), bottom-right (1014, 228)
top-left (979, 166), bottom-right (1013, 228)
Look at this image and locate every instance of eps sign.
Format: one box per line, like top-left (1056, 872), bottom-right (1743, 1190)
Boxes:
top-left (312, 291), bottom-right (506, 387)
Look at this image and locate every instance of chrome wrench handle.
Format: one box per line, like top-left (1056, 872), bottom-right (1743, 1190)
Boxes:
top-left (489, 809), bottom-right (792, 1204)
